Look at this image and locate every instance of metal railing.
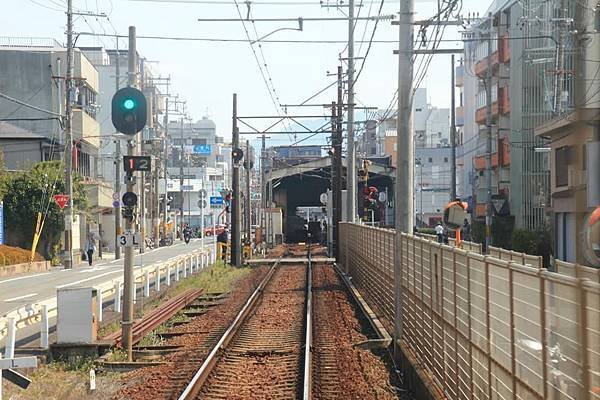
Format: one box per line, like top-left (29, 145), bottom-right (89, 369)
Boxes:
top-left (340, 223), bottom-right (600, 400)
top-left (0, 37), bottom-right (62, 48)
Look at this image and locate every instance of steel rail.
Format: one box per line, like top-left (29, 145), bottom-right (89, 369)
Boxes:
top-left (302, 242), bottom-right (313, 400)
top-left (177, 255), bottom-right (283, 400)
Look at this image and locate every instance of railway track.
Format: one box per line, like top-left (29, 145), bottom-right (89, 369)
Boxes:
top-left (118, 244), bottom-right (402, 400)
top-left (178, 249), bottom-right (314, 400)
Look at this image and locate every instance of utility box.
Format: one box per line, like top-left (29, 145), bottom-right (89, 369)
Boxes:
top-left (57, 287), bottom-right (98, 343)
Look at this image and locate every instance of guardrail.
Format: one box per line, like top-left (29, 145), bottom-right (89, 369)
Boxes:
top-left (0, 241), bottom-right (217, 347)
top-left (340, 223), bottom-right (600, 400)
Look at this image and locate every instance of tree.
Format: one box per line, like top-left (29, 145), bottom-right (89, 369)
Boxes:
top-left (2, 161), bottom-right (88, 260)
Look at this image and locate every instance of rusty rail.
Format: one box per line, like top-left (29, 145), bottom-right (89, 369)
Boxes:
top-left (104, 288), bottom-right (204, 346)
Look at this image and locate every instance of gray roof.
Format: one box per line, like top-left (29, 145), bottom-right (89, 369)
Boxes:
top-left (0, 122), bottom-right (46, 139)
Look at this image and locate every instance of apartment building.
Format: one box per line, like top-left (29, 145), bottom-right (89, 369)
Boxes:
top-left (0, 37), bottom-right (109, 259)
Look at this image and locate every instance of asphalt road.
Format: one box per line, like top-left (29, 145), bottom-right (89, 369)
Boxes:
top-left (0, 239), bottom-right (212, 316)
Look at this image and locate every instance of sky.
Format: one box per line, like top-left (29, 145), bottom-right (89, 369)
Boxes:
top-left (0, 0), bottom-right (492, 146)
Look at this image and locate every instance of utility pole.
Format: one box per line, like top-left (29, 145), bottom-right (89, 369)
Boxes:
top-left (485, 13), bottom-right (493, 252)
top-left (114, 40), bottom-right (122, 260)
top-left (231, 94), bottom-right (242, 266)
top-left (396, 0), bottom-right (414, 234)
top-left (346, 0), bottom-right (356, 223)
top-left (63, 0), bottom-right (75, 269)
top-left (394, 0), bottom-right (414, 349)
top-left (122, 25), bottom-right (138, 361)
top-left (333, 65), bottom-right (344, 259)
top-left (245, 139), bottom-right (251, 251)
top-left (179, 116), bottom-right (185, 237)
top-left (162, 97), bottom-right (169, 240)
top-left (450, 54), bottom-right (457, 201)
top-left (260, 134), bottom-right (266, 247)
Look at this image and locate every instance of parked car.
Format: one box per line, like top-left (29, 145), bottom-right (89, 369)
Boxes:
top-left (204, 224), bottom-right (227, 236)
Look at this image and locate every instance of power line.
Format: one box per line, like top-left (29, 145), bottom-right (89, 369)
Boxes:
top-left (0, 91), bottom-right (62, 117)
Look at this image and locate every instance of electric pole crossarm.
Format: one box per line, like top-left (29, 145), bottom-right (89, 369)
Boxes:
top-left (197, 16), bottom-right (395, 22)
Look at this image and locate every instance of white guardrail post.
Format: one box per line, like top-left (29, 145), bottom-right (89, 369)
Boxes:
top-left (40, 304), bottom-right (49, 349)
top-left (176, 261), bottom-right (180, 282)
top-left (144, 271), bottom-right (150, 297)
top-left (183, 258), bottom-right (188, 279)
top-left (114, 282), bottom-right (121, 313)
top-left (96, 288), bottom-right (103, 323)
top-left (166, 265), bottom-right (171, 286)
top-left (155, 265), bottom-right (161, 292)
top-left (5, 318), bottom-right (16, 358)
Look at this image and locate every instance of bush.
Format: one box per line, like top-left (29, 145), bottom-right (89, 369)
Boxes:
top-left (511, 229), bottom-right (538, 255)
top-left (0, 244), bottom-right (44, 266)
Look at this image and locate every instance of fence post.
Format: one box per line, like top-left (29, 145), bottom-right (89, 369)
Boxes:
top-left (539, 269), bottom-right (548, 400)
top-left (133, 282), bottom-right (137, 303)
top-left (155, 265), bottom-right (161, 292)
top-left (176, 261), bottom-right (180, 282)
top-left (5, 317), bottom-right (15, 358)
top-left (114, 282), bottom-right (121, 312)
top-left (166, 265), bottom-right (171, 286)
top-left (466, 255), bottom-right (474, 400)
top-left (577, 278), bottom-right (591, 399)
top-left (144, 270), bottom-right (150, 297)
top-left (96, 288), bottom-right (103, 323)
top-left (183, 258), bottom-right (188, 278)
top-left (508, 265), bottom-right (516, 399)
top-left (40, 304), bottom-right (49, 349)
top-left (484, 257), bottom-right (492, 399)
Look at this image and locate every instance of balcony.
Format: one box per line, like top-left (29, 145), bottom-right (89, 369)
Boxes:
top-left (475, 102), bottom-right (499, 124)
top-left (72, 109), bottom-right (100, 148)
top-left (474, 51), bottom-right (499, 77)
top-left (455, 64), bottom-right (464, 87)
top-left (499, 86), bottom-right (510, 115)
top-left (475, 203), bottom-right (486, 217)
top-left (499, 138), bottom-right (510, 166)
top-left (499, 33), bottom-right (510, 63)
top-left (474, 152), bottom-right (499, 171)
top-left (455, 106), bottom-right (464, 126)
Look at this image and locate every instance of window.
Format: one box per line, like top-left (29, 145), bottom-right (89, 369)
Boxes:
top-left (444, 157), bottom-right (448, 163)
top-left (393, 143), bottom-right (397, 151)
top-left (428, 157), bottom-right (433, 163)
top-left (192, 138), bottom-right (207, 145)
top-left (555, 146), bottom-right (569, 187)
top-left (415, 108), bottom-right (422, 112)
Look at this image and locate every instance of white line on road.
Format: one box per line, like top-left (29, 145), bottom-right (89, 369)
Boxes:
top-left (4, 293), bottom-right (38, 302)
top-left (56, 270), bottom-right (121, 289)
top-left (0, 273), bottom-right (52, 285)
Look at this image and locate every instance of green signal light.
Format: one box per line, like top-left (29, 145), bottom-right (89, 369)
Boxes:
top-left (123, 98), bottom-right (136, 110)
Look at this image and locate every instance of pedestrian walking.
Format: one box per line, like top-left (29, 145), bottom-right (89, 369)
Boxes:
top-left (84, 235), bottom-right (96, 266)
top-left (435, 222), bottom-right (444, 244)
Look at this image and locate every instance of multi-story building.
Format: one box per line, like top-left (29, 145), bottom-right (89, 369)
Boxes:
top-left (165, 116), bottom-right (230, 229)
top-left (415, 147), bottom-right (453, 227)
top-left (269, 145), bottom-right (322, 170)
top-left (526, 0), bottom-right (600, 266)
top-left (0, 37), bottom-right (110, 259)
top-left (460, 1), bottom-right (558, 236)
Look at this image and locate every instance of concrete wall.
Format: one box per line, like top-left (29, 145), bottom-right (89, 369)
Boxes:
top-left (0, 139), bottom-right (45, 170)
top-left (0, 50), bottom-right (59, 137)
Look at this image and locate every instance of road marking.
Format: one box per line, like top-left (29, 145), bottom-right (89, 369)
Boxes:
top-left (4, 293), bottom-right (38, 302)
top-left (56, 270), bottom-right (121, 289)
top-left (0, 273), bottom-right (52, 285)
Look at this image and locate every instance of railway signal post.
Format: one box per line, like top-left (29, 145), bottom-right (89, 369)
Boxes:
top-left (112, 26), bottom-right (147, 361)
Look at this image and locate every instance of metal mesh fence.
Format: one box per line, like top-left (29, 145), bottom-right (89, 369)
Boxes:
top-left (340, 223), bottom-right (600, 400)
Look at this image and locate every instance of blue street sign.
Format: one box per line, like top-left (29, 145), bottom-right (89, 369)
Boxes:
top-left (0, 201), bottom-right (4, 244)
top-left (210, 196), bottom-right (224, 205)
top-left (113, 200), bottom-right (120, 208)
top-left (193, 144), bottom-right (212, 155)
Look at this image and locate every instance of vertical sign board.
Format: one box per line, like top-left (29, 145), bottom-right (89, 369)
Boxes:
top-left (0, 201), bottom-right (4, 244)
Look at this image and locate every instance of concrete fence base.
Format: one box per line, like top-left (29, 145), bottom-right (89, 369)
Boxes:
top-left (0, 260), bottom-right (51, 277)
